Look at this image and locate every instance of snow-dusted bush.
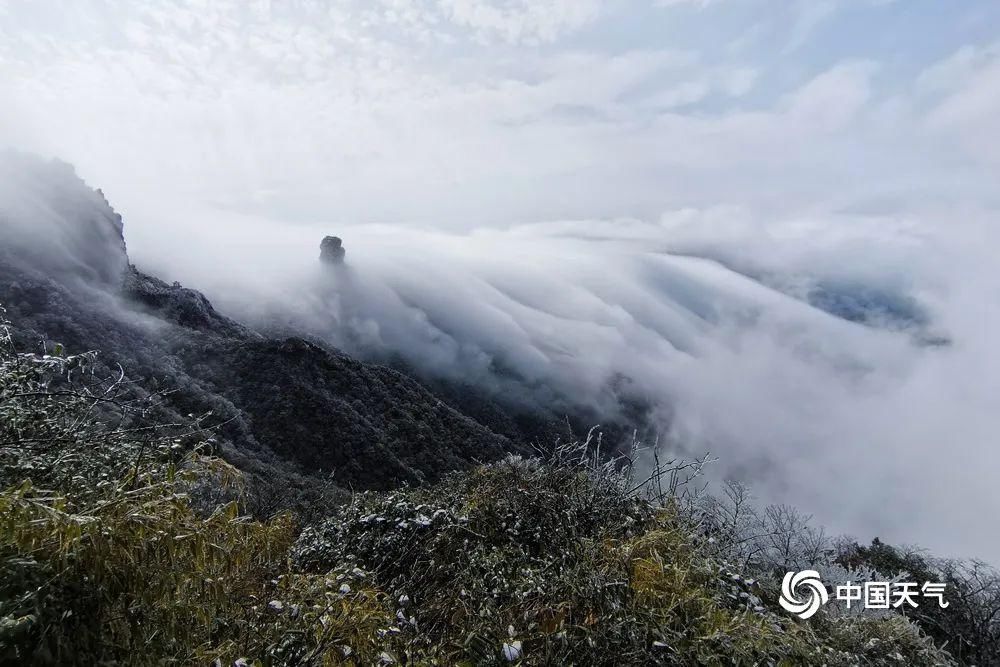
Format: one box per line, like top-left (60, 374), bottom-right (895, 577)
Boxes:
top-left (0, 310), bottom-right (965, 665)
top-left (0, 309), bottom-right (394, 665)
top-left (291, 437), bottom-right (950, 665)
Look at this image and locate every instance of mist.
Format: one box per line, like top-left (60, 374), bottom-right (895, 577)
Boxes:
top-left (3, 0), bottom-right (1000, 562)
top-left (99, 195), bottom-right (996, 562)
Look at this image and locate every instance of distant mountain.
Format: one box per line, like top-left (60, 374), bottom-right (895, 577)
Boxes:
top-left (0, 153), bottom-right (529, 493)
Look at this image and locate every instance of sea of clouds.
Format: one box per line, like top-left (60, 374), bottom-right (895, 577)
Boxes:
top-left (117, 198), bottom-right (1000, 562)
top-left (3, 0), bottom-right (999, 562)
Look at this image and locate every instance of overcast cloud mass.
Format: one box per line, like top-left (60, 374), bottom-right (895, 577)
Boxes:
top-left (2, 0), bottom-right (1000, 560)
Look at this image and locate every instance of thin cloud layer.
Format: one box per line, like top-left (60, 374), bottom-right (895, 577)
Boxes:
top-left (3, 1), bottom-right (999, 229)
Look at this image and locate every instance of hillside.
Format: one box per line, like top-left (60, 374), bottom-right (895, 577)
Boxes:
top-left (3, 154), bottom-right (999, 665)
top-left (0, 327), bottom-right (957, 664)
top-left (0, 154), bottom-right (529, 498)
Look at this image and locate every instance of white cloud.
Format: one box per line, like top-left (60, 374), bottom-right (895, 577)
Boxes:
top-left (919, 44), bottom-right (1000, 166)
top-left (437, 0), bottom-right (601, 44)
top-left (2, 0), bottom-right (1000, 559)
top-left (655, 0), bottom-right (717, 8)
top-left (782, 61), bottom-right (876, 130)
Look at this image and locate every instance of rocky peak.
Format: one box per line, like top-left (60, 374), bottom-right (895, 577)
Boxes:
top-left (0, 151), bottom-right (128, 287)
top-left (319, 236), bottom-right (345, 265)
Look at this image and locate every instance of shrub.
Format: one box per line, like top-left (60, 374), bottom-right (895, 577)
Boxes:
top-left (292, 451), bottom-right (952, 665)
top-left (0, 309), bottom-right (396, 665)
top-left (0, 308), bottom-right (964, 665)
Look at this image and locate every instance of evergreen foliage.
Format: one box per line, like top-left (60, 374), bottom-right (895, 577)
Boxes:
top-left (0, 309), bottom-right (980, 665)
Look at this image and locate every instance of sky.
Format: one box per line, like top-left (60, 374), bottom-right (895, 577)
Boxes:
top-left (2, 0), bottom-right (999, 229)
top-left (2, 1), bottom-right (1000, 561)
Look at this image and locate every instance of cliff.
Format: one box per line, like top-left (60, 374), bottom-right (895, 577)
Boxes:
top-left (0, 153), bottom-right (522, 493)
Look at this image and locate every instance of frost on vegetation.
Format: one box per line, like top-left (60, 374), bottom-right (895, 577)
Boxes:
top-left (287, 434), bottom-right (954, 666)
top-left (0, 310), bottom-right (977, 665)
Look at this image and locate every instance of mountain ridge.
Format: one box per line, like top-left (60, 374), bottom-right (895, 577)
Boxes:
top-left (0, 153), bottom-right (528, 494)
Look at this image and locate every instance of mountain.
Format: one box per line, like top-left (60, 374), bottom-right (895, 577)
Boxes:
top-left (3, 153), bottom-right (994, 666)
top-left (0, 152), bottom-right (528, 494)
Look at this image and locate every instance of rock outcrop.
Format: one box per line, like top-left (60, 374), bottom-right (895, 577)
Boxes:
top-left (0, 153), bottom-right (522, 494)
top-left (0, 152), bottom-right (127, 286)
top-left (319, 235), bottom-right (345, 265)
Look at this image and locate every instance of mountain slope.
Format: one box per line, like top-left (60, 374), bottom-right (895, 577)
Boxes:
top-left (0, 153), bottom-right (523, 491)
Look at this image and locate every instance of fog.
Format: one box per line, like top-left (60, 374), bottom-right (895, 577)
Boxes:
top-left (104, 196), bottom-right (998, 562)
top-left (2, 149), bottom-right (999, 565)
top-left (3, 0), bottom-right (1000, 561)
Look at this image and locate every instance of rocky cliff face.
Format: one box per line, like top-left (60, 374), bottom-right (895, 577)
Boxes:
top-left (319, 235), bottom-right (345, 265)
top-left (0, 152), bottom-right (127, 286)
top-left (0, 153), bottom-right (522, 493)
